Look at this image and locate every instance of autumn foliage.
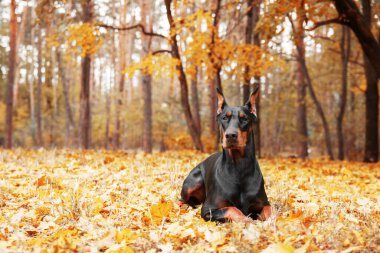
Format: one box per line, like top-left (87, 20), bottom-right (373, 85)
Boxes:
top-left (0, 0), bottom-right (379, 250)
top-left (0, 150), bottom-right (378, 252)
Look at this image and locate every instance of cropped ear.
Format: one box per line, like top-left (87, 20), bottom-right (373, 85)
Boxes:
top-left (245, 85), bottom-right (259, 117)
top-left (216, 88), bottom-right (227, 115)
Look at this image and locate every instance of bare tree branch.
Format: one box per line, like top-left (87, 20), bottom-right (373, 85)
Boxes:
top-left (223, 1), bottom-right (259, 39)
top-left (286, 13), bottom-right (296, 32)
top-left (333, 0), bottom-right (380, 77)
top-left (305, 17), bottom-right (345, 31)
top-left (152, 49), bottom-right (172, 55)
top-left (328, 48), bottom-right (364, 67)
top-left (98, 23), bottom-right (168, 40)
top-left (309, 34), bottom-right (337, 43)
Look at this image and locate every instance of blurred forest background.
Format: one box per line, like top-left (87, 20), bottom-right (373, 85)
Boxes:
top-left (0, 0), bottom-right (379, 162)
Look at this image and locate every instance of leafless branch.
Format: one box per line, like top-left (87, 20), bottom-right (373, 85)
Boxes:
top-left (305, 17), bottom-right (345, 31)
top-left (152, 50), bottom-right (172, 55)
top-left (223, 1), bottom-right (260, 39)
top-left (309, 34), bottom-right (337, 43)
top-left (98, 23), bottom-right (168, 40)
top-left (328, 48), bottom-right (364, 67)
top-left (287, 13), bottom-right (296, 32)
top-left (272, 51), bottom-right (297, 61)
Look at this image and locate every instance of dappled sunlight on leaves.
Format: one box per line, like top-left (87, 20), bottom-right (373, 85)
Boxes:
top-left (67, 23), bottom-right (103, 56)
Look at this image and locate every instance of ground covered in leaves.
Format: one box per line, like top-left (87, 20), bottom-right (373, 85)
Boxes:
top-left (0, 149), bottom-right (379, 252)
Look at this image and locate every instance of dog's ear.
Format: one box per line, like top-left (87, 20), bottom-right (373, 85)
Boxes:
top-left (245, 85), bottom-right (259, 117)
top-left (216, 88), bottom-right (227, 115)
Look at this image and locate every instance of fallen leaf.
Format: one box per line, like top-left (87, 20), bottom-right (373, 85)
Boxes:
top-left (34, 175), bottom-right (47, 187)
top-left (261, 243), bottom-right (295, 253)
top-left (115, 229), bottom-right (139, 244)
top-left (150, 201), bottom-right (173, 225)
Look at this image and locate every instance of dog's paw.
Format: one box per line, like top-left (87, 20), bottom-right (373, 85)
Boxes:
top-left (176, 200), bottom-right (190, 209)
top-left (259, 205), bottom-right (272, 221)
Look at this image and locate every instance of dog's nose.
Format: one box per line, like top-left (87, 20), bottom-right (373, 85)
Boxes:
top-left (225, 133), bottom-right (237, 140)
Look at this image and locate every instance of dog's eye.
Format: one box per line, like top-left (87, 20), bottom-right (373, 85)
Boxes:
top-left (222, 116), bottom-right (229, 121)
top-left (240, 116), bottom-right (248, 122)
top-left (239, 112), bottom-right (248, 122)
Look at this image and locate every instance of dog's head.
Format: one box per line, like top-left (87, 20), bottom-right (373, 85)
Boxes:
top-left (216, 87), bottom-right (259, 150)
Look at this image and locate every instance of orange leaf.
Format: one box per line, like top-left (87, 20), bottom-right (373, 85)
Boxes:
top-left (34, 176), bottom-right (47, 187)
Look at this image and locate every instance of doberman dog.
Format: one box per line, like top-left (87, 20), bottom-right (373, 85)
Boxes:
top-left (180, 87), bottom-right (271, 223)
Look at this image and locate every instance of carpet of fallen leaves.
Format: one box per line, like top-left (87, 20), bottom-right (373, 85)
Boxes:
top-left (0, 149), bottom-right (379, 253)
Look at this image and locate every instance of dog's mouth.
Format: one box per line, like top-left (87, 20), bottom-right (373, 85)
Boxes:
top-left (226, 146), bottom-right (246, 150)
top-left (224, 141), bottom-right (245, 149)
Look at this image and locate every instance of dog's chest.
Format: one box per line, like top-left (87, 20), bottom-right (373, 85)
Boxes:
top-left (214, 163), bottom-right (259, 208)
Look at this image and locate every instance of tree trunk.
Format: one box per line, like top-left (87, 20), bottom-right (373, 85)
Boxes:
top-left (41, 23), bottom-right (54, 146)
top-left (347, 86), bottom-right (356, 158)
top-left (142, 74), bottom-right (153, 152)
top-left (105, 89), bottom-right (111, 149)
top-left (102, 51), bottom-right (110, 149)
top-left (209, 0), bottom-right (222, 150)
top-left (253, 83), bottom-right (261, 156)
top-left (105, 0), bottom-right (118, 149)
top-left (210, 77), bottom-right (219, 152)
top-left (337, 26), bottom-right (351, 160)
top-left (296, 45), bottom-right (335, 160)
top-left (28, 20), bottom-right (36, 145)
top-left (5, 0), bottom-right (17, 149)
top-left (362, 0), bottom-right (379, 162)
top-left (140, 0), bottom-right (153, 153)
top-left (165, 0), bottom-right (203, 151)
top-left (112, 59), bottom-right (122, 149)
top-left (80, 57), bottom-right (91, 149)
top-left (213, 68), bottom-right (222, 150)
top-left (252, 0), bottom-right (261, 157)
top-left (57, 50), bottom-right (75, 147)
top-left (36, 26), bottom-right (43, 146)
top-left (113, 0), bottom-right (128, 149)
top-left (292, 5), bottom-right (335, 160)
top-left (243, 0), bottom-right (254, 104)
top-left (79, 0), bottom-right (94, 149)
top-left (126, 21), bottom-right (136, 106)
top-left (191, 67), bottom-right (201, 132)
top-left (293, 8), bottom-right (308, 159)
top-left (13, 5), bottom-right (28, 108)
top-left (333, 0), bottom-right (380, 77)
top-left (47, 43), bottom-right (55, 145)
top-left (210, 79), bottom-right (217, 135)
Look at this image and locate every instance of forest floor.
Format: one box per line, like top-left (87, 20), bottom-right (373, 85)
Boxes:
top-left (0, 149), bottom-right (379, 253)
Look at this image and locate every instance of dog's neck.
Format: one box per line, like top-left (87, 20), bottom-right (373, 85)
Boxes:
top-left (227, 148), bottom-right (245, 160)
top-left (223, 129), bottom-right (256, 163)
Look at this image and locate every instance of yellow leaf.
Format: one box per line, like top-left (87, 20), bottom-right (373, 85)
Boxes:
top-left (262, 243), bottom-right (295, 253)
top-left (115, 229), bottom-right (139, 244)
top-left (343, 238), bottom-right (351, 247)
top-left (150, 201), bottom-right (173, 225)
top-left (0, 215), bottom-right (6, 223)
top-left (352, 230), bottom-right (364, 244)
top-left (106, 246), bottom-right (134, 253)
top-left (92, 198), bottom-right (104, 215)
top-left (35, 206), bottom-right (50, 219)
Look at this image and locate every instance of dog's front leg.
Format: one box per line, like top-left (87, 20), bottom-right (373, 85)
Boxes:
top-left (180, 165), bottom-right (205, 207)
top-left (201, 206), bottom-right (252, 223)
top-left (259, 205), bottom-right (272, 221)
